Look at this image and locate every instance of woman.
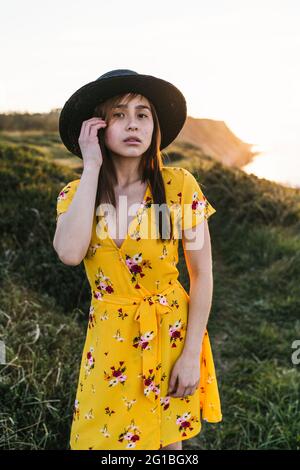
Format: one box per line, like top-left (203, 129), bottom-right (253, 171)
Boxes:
top-left (53, 69), bottom-right (222, 450)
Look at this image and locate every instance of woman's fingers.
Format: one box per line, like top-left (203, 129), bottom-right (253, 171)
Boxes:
top-left (88, 121), bottom-right (107, 137)
top-left (80, 118), bottom-right (106, 140)
top-left (78, 117), bottom-right (107, 167)
top-left (169, 382), bottom-right (199, 398)
top-left (167, 375), bottom-right (178, 395)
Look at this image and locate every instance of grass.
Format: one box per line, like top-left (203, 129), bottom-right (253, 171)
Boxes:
top-left (0, 274), bottom-right (86, 449)
top-left (0, 133), bottom-right (300, 449)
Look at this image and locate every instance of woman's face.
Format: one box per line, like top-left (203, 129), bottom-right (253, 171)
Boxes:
top-left (104, 95), bottom-right (154, 158)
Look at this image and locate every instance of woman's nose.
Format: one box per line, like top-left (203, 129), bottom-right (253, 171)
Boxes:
top-left (125, 114), bottom-right (139, 129)
top-left (127, 122), bottom-right (138, 130)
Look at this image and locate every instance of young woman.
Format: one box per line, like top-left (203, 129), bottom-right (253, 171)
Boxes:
top-left (53, 69), bottom-right (222, 451)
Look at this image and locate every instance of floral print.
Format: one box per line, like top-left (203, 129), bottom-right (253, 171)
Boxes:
top-left (88, 306), bottom-right (96, 329)
top-left (85, 243), bottom-right (102, 259)
top-left (56, 166), bottom-right (222, 450)
top-left (93, 268), bottom-right (114, 300)
top-left (84, 347), bottom-right (95, 379)
top-left (169, 319), bottom-right (185, 348)
top-left (73, 399), bottom-right (80, 421)
top-left (132, 331), bottom-right (155, 351)
top-left (125, 253), bottom-right (152, 289)
top-left (118, 420), bottom-right (141, 449)
top-left (104, 361), bottom-right (127, 387)
top-left (143, 368), bottom-right (160, 400)
top-left (181, 168), bottom-right (216, 229)
top-left (176, 412), bottom-right (199, 438)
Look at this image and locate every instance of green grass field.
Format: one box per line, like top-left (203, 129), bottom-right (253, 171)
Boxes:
top-left (0, 133), bottom-right (300, 449)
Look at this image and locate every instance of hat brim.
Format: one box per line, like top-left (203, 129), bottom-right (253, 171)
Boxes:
top-left (59, 74), bottom-right (187, 158)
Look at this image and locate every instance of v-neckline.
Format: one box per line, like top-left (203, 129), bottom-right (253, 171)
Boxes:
top-left (106, 182), bottom-right (150, 252)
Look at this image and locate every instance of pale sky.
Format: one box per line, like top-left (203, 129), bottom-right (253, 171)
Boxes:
top-left (1, 0), bottom-right (299, 187)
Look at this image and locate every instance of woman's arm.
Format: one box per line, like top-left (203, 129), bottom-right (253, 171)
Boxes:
top-left (53, 166), bottom-right (100, 266)
top-left (167, 220), bottom-right (214, 397)
top-left (181, 219), bottom-right (214, 358)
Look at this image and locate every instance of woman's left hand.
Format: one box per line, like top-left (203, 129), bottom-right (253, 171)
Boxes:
top-left (167, 354), bottom-right (201, 398)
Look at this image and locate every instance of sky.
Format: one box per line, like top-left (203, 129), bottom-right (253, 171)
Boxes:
top-left (1, 0), bottom-right (299, 187)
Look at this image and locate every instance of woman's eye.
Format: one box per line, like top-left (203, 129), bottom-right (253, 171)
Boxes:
top-left (112, 112), bottom-right (148, 118)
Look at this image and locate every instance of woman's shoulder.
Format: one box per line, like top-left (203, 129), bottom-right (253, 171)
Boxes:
top-left (58, 178), bottom-right (81, 191)
top-left (161, 165), bottom-right (191, 186)
top-left (57, 178), bottom-right (81, 202)
top-left (161, 165), bottom-right (186, 179)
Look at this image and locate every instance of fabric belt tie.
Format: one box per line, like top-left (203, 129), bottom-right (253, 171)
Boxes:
top-left (133, 287), bottom-right (175, 403)
top-left (96, 281), bottom-right (178, 403)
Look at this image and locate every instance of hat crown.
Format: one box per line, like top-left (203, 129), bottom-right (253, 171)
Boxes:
top-left (59, 69), bottom-right (187, 157)
top-left (97, 69), bottom-right (138, 81)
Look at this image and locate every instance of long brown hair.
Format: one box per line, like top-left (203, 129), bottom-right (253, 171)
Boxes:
top-left (92, 92), bottom-right (173, 242)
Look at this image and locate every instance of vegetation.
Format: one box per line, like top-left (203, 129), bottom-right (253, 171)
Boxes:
top-left (0, 132), bottom-right (300, 449)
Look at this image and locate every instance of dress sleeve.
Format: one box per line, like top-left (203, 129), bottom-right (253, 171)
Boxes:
top-left (181, 168), bottom-right (216, 230)
top-left (56, 179), bottom-right (81, 222)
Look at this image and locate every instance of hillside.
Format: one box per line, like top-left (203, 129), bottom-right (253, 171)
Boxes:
top-left (175, 116), bottom-right (259, 168)
top-left (0, 139), bottom-right (300, 449)
top-left (0, 110), bottom-right (258, 169)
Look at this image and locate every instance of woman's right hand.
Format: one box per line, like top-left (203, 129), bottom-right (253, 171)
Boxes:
top-left (78, 117), bottom-right (107, 170)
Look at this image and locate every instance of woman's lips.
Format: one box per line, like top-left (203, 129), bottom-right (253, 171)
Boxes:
top-left (124, 140), bottom-right (141, 144)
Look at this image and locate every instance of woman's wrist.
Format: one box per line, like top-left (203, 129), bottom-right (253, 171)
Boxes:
top-left (83, 164), bottom-right (102, 174)
top-left (181, 347), bottom-right (201, 359)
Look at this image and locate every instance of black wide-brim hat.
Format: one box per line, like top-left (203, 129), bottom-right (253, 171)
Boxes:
top-left (59, 69), bottom-right (187, 158)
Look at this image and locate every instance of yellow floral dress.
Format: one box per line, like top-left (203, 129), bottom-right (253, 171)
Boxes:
top-left (56, 166), bottom-right (222, 450)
